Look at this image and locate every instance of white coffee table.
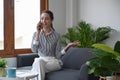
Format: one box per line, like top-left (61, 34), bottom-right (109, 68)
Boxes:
top-left (0, 70), bottom-right (38, 80)
top-left (16, 70), bottom-right (38, 80)
top-left (0, 77), bottom-right (23, 80)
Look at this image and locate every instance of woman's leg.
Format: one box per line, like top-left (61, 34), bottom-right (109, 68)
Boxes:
top-left (31, 57), bottom-right (61, 80)
top-left (45, 58), bottom-right (61, 72)
top-left (39, 59), bottom-right (46, 80)
top-left (31, 58), bottom-right (46, 80)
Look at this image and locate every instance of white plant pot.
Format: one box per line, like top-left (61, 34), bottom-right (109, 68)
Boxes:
top-left (106, 76), bottom-right (112, 80)
top-left (100, 76), bottom-right (113, 80)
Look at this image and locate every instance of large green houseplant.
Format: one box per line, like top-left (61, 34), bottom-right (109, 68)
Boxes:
top-left (61, 21), bottom-right (112, 48)
top-left (0, 58), bottom-right (7, 77)
top-left (86, 41), bottom-right (120, 78)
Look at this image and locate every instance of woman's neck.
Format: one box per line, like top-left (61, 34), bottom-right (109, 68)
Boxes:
top-left (42, 28), bottom-right (52, 36)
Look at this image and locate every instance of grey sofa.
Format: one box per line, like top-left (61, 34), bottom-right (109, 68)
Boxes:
top-left (17, 48), bottom-right (99, 80)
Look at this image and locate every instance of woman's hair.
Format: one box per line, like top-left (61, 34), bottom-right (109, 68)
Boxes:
top-left (41, 10), bottom-right (55, 30)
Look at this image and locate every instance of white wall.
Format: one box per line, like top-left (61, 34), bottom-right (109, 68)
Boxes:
top-left (66, 0), bottom-right (79, 28)
top-left (49, 0), bottom-right (79, 34)
top-left (79, 0), bottom-right (120, 30)
top-left (49, 0), bottom-right (120, 48)
top-left (5, 57), bottom-right (17, 67)
top-left (49, 0), bottom-right (66, 35)
top-left (78, 0), bottom-right (120, 48)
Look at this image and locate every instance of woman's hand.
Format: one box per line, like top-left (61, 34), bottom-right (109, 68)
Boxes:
top-left (67, 41), bottom-right (80, 47)
top-left (35, 21), bottom-right (42, 41)
top-left (36, 21), bottom-right (42, 33)
top-left (64, 41), bottom-right (80, 52)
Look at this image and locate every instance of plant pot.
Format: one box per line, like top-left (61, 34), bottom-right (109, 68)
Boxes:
top-left (99, 76), bottom-right (107, 80)
top-left (112, 71), bottom-right (120, 80)
top-left (106, 76), bottom-right (113, 80)
top-left (99, 76), bottom-right (119, 80)
top-left (0, 67), bottom-right (6, 77)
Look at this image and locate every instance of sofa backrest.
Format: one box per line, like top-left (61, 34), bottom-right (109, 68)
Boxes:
top-left (61, 47), bottom-right (96, 69)
top-left (17, 53), bottom-right (39, 67)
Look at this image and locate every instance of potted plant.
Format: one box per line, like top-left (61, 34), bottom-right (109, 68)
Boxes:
top-left (86, 41), bottom-right (120, 80)
top-left (0, 58), bottom-right (7, 77)
top-left (61, 21), bottom-right (112, 48)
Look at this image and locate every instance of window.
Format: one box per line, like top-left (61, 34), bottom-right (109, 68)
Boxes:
top-left (14, 0), bottom-right (40, 49)
top-left (0, 0), bottom-right (48, 57)
top-left (0, 0), bottom-right (4, 50)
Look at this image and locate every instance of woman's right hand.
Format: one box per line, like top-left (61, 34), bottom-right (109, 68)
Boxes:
top-left (35, 21), bottom-right (42, 41)
top-left (36, 21), bottom-right (42, 33)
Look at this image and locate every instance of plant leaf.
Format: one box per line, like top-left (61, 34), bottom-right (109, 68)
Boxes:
top-left (0, 59), bottom-right (6, 68)
top-left (90, 49), bottom-right (116, 58)
top-left (92, 44), bottom-right (120, 57)
top-left (94, 26), bottom-right (112, 43)
top-left (94, 67), bottom-right (112, 76)
top-left (101, 56), bottom-right (120, 71)
top-left (114, 41), bottom-right (120, 53)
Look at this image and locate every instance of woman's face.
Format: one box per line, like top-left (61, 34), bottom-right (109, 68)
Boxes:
top-left (40, 13), bottom-right (52, 29)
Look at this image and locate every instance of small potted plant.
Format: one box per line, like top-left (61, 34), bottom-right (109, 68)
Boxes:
top-left (86, 41), bottom-right (120, 80)
top-left (0, 58), bottom-right (7, 77)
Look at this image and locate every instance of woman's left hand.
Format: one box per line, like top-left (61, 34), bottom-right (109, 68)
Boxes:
top-left (68, 41), bottom-right (80, 47)
top-left (63, 41), bottom-right (80, 52)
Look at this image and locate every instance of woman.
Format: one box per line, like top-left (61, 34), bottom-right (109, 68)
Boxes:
top-left (31, 10), bottom-right (79, 80)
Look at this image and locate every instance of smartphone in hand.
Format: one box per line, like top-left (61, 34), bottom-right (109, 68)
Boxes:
top-left (37, 21), bottom-right (42, 31)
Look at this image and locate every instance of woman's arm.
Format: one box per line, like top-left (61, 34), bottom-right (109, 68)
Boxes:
top-left (62, 41), bottom-right (80, 54)
top-left (31, 21), bottom-right (42, 53)
top-left (31, 32), bottom-right (39, 53)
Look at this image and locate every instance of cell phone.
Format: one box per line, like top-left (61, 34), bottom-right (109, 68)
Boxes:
top-left (37, 21), bottom-right (42, 30)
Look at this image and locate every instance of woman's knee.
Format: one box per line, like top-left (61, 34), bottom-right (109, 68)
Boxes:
top-left (34, 58), bottom-right (40, 62)
top-left (45, 61), bottom-right (61, 71)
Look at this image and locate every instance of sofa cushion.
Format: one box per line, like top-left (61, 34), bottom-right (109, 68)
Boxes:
top-left (61, 48), bottom-right (95, 69)
top-left (45, 69), bottom-right (80, 80)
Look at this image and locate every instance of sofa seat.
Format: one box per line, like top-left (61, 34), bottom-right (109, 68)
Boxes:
top-left (45, 68), bottom-right (80, 80)
top-left (17, 66), bottom-right (32, 70)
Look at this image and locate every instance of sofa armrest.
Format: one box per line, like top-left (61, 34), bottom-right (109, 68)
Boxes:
top-left (79, 64), bottom-right (99, 80)
top-left (79, 64), bottom-right (89, 80)
top-left (17, 53), bottom-right (39, 68)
